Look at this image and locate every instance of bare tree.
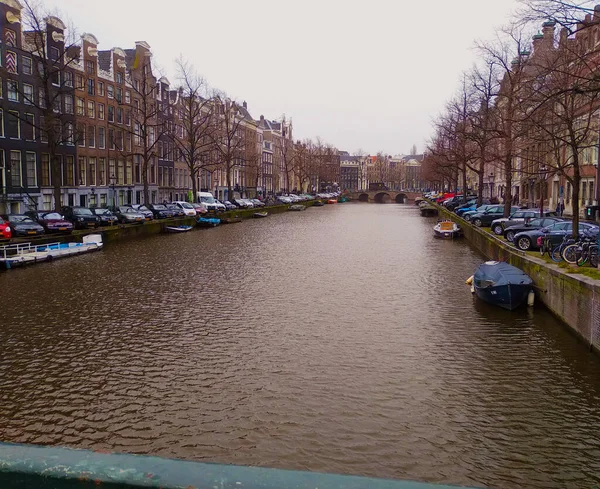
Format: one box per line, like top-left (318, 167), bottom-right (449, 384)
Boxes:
top-left (172, 57), bottom-right (216, 200)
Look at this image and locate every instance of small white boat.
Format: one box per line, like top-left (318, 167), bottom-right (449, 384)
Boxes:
top-left (164, 225), bottom-right (193, 233)
top-left (433, 220), bottom-right (462, 239)
top-left (0, 234), bottom-right (103, 269)
top-left (288, 204), bottom-right (306, 211)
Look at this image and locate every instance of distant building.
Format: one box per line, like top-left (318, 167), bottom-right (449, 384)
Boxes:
top-left (339, 153), bottom-right (360, 191)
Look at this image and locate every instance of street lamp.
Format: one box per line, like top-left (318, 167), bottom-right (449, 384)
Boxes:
top-left (109, 174), bottom-right (116, 209)
top-left (539, 164), bottom-right (547, 217)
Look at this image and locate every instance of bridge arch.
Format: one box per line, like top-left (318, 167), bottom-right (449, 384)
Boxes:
top-left (395, 193), bottom-right (407, 204)
top-left (374, 192), bottom-right (391, 204)
top-left (358, 193), bottom-right (369, 202)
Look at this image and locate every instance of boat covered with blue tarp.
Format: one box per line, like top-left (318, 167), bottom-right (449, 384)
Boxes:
top-left (473, 261), bottom-right (533, 310)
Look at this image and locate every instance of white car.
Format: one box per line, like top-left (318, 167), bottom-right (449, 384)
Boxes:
top-left (172, 201), bottom-right (197, 217)
top-left (197, 192), bottom-right (226, 212)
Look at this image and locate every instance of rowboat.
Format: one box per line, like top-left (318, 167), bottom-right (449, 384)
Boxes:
top-left (0, 234), bottom-right (103, 270)
top-left (253, 212), bottom-right (269, 218)
top-left (164, 225), bottom-right (193, 233)
top-left (326, 199), bottom-right (337, 204)
top-left (472, 261), bottom-right (533, 310)
top-left (312, 201), bottom-right (325, 207)
top-left (288, 204), bottom-right (306, 211)
top-left (220, 217), bottom-right (242, 224)
top-left (197, 217), bottom-right (221, 228)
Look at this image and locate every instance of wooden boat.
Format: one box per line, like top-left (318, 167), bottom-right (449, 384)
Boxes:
top-left (472, 261), bottom-right (533, 310)
top-left (433, 220), bottom-right (462, 239)
top-left (253, 212), bottom-right (269, 218)
top-left (197, 217), bottom-right (221, 228)
top-left (288, 204), bottom-right (306, 211)
top-left (0, 234), bottom-right (103, 270)
top-left (326, 199), bottom-right (337, 204)
top-left (312, 201), bottom-right (325, 207)
top-left (337, 197), bottom-right (349, 203)
top-left (164, 225), bottom-right (193, 233)
top-left (220, 217), bottom-right (242, 224)
top-left (420, 205), bottom-right (438, 217)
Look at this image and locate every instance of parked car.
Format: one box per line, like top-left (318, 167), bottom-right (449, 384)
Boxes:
top-left (490, 209), bottom-right (558, 235)
top-left (222, 200), bottom-right (238, 211)
top-left (462, 204), bottom-right (496, 221)
top-left (469, 205), bottom-right (521, 227)
top-left (512, 221), bottom-right (599, 251)
top-left (277, 196), bottom-right (293, 204)
top-left (148, 204), bottom-right (174, 219)
top-left (172, 201), bottom-right (197, 217)
top-left (25, 210), bottom-right (74, 233)
top-left (250, 199), bottom-right (265, 207)
top-left (192, 203), bottom-right (208, 215)
top-left (131, 205), bottom-right (154, 221)
top-left (61, 206), bottom-right (100, 229)
top-left (232, 198), bottom-right (253, 209)
top-left (0, 216), bottom-right (13, 240)
top-left (4, 215), bottom-right (45, 237)
top-left (166, 203), bottom-right (185, 217)
top-left (197, 192), bottom-right (226, 212)
top-left (115, 206), bottom-right (145, 224)
top-left (91, 208), bottom-right (119, 227)
top-left (503, 217), bottom-right (565, 243)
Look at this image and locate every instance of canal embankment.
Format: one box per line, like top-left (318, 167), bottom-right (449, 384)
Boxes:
top-left (436, 204), bottom-right (600, 352)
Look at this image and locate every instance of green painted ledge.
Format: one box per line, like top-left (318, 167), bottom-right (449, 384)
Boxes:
top-left (0, 443), bottom-right (479, 489)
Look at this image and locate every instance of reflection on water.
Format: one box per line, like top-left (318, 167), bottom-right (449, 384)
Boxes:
top-left (1, 204), bottom-right (600, 489)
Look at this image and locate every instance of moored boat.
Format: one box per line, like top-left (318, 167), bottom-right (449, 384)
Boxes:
top-left (472, 261), bottom-right (533, 310)
top-left (220, 217), bottom-right (242, 224)
top-left (288, 204), bottom-right (306, 211)
top-left (326, 199), bottom-right (337, 204)
top-left (433, 220), bottom-right (462, 239)
top-left (312, 201), bottom-right (325, 207)
top-left (164, 225), bottom-right (193, 233)
top-left (253, 212), bottom-right (269, 218)
top-left (0, 234), bottom-right (103, 270)
top-left (197, 217), bottom-right (221, 228)
top-left (420, 205), bottom-right (438, 217)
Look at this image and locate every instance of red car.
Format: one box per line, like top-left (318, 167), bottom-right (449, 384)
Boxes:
top-left (0, 216), bottom-right (12, 240)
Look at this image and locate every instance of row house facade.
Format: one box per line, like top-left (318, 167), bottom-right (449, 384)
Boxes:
top-left (0, 0), bottom-right (77, 214)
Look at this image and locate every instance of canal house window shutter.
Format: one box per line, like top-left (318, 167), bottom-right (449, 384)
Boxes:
top-left (6, 51), bottom-right (17, 74)
top-left (4, 29), bottom-right (16, 47)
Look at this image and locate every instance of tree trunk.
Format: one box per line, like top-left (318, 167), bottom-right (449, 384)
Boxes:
top-left (461, 163), bottom-right (468, 202)
top-left (478, 168), bottom-right (484, 206)
top-left (51, 154), bottom-right (62, 212)
top-left (191, 168), bottom-right (198, 202)
top-left (226, 160), bottom-right (232, 201)
top-left (504, 155), bottom-right (513, 217)
top-left (572, 155), bottom-right (581, 238)
top-left (143, 158), bottom-right (150, 205)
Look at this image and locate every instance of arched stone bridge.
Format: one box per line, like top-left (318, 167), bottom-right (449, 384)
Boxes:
top-left (347, 190), bottom-right (422, 204)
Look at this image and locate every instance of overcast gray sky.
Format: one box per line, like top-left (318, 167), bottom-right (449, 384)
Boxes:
top-left (46, 0), bottom-right (520, 155)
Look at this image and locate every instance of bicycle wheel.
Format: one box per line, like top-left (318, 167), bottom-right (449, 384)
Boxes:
top-left (576, 247), bottom-right (589, 267)
top-left (590, 245), bottom-right (598, 268)
top-left (550, 245), bottom-right (563, 262)
top-left (562, 244), bottom-right (580, 264)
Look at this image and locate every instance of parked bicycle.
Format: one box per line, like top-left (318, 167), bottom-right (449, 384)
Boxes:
top-left (561, 230), bottom-right (598, 267)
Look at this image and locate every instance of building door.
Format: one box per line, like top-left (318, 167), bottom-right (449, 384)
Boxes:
top-left (68, 194), bottom-right (75, 206)
top-left (80, 195), bottom-right (86, 207)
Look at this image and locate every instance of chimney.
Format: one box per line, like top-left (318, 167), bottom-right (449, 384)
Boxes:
top-left (594, 5), bottom-right (600, 22)
top-left (541, 20), bottom-right (556, 48)
top-left (559, 27), bottom-right (568, 47)
top-left (260, 115), bottom-right (264, 121)
top-left (532, 32), bottom-right (544, 52)
top-left (243, 101), bottom-right (247, 109)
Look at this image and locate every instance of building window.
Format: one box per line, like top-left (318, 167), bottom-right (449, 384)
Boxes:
top-left (6, 111), bottom-right (19, 139)
top-left (41, 154), bottom-right (50, 186)
top-left (98, 103), bottom-right (105, 120)
top-left (124, 110), bottom-right (130, 126)
top-left (126, 160), bottom-right (132, 184)
top-left (125, 91), bottom-right (131, 104)
top-left (10, 151), bottom-right (21, 187)
top-left (78, 124), bottom-right (86, 147)
top-left (23, 113), bottom-right (34, 141)
top-left (87, 78), bottom-right (95, 96)
top-left (88, 125), bottom-right (95, 147)
top-left (0, 110), bottom-right (3, 137)
top-left (98, 126), bottom-right (106, 149)
top-left (53, 97), bottom-right (61, 113)
top-left (65, 95), bottom-right (74, 114)
top-left (25, 152), bottom-right (36, 187)
top-left (22, 84), bottom-right (34, 105)
top-left (109, 159), bottom-right (116, 181)
top-left (87, 100), bottom-right (95, 118)
top-left (49, 47), bottom-right (60, 61)
top-left (99, 158), bottom-right (106, 185)
top-left (39, 88), bottom-right (46, 108)
top-left (39, 116), bottom-right (47, 142)
top-left (86, 60), bottom-right (95, 74)
top-left (116, 72), bottom-right (123, 84)
top-left (51, 71), bottom-right (60, 87)
top-left (108, 105), bottom-right (114, 122)
top-left (117, 159), bottom-right (124, 184)
top-left (6, 51), bottom-right (17, 74)
top-left (98, 81), bottom-right (104, 96)
top-left (65, 155), bottom-right (75, 186)
top-left (64, 71), bottom-right (73, 87)
top-left (76, 74), bottom-right (84, 90)
top-left (77, 97), bottom-right (85, 116)
top-left (116, 87), bottom-right (122, 103)
top-left (65, 122), bottom-right (74, 145)
top-left (7, 80), bottom-right (18, 101)
top-left (22, 57), bottom-right (33, 75)
top-left (116, 107), bottom-right (122, 124)
top-left (88, 157), bottom-right (97, 186)
top-left (107, 85), bottom-right (114, 99)
top-left (78, 156), bottom-right (86, 186)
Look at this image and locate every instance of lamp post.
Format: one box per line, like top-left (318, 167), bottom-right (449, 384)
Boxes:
top-left (109, 174), bottom-right (116, 209)
top-left (539, 164), bottom-right (547, 218)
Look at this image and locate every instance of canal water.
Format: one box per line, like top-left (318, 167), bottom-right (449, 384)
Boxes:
top-left (1, 203), bottom-right (600, 489)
